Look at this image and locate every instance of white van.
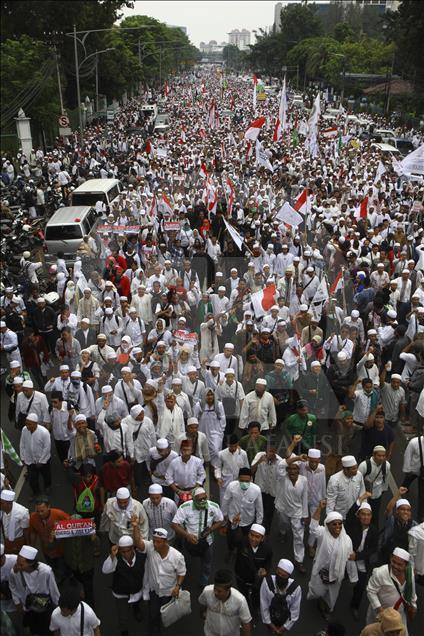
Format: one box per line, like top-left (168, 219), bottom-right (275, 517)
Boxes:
top-left (44, 206), bottom-right (99, 264)
top-left (71, 179), bottom-right (123, 208)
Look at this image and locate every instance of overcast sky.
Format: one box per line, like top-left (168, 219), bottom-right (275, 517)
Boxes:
top-left (119, 1), bottom-right (278, 46)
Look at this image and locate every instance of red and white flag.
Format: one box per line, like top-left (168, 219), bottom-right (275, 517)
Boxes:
top-left (207, 98), bottom-right (216, 129)
top-left (330, 270), bottom-right (344, 295)
top-left (178, 127), bottom-right (186, 144)
top-left (149, 194), bottom-right (157, 219)
top-left (164, 81), bottom-right (169, 97)
top-left (199, 162), bottom-right (208, 179)
top-left (225, 177), bottom-right (235, 215)
top-left (322, 127), bottom-right (338, 139)
top-left (230, 95), bottom-right (235, 111)
top-left (251, 284), bottom-right (277, 318)
top-left (245, 141), bottom-right (253, 161)
top-left (244, 116), bottom-right (266, 141)
top-left (359, 196), bottom-right (369, 219)
top-left (207, 187), bottom-right (218, 215)
top-left (252, 73), bottom-right (258, 109)
top-left (221, 141), bottom-right (227, 160)
top-left (198, 127), bottom-right (206, 139)
top-left (279, 76), bottom-right (288, 131)
top-left (294, 188), bottom-right (310, 215)
top-left (161, 193), bottom-right (174, 216)
top-left (145, 139), bottom-right (154, 158)
top-left (273, 117), bottom-right (281, 142)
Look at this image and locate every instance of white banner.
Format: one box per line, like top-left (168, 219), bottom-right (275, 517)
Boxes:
top-left (255, 140), bottom-right (274, 173)
top-left (275, 202), bottom-right (304, 227)
top-left (400, 144), bottom-right (424, 175)
top-left (224, 218), bottom-right (244, 250)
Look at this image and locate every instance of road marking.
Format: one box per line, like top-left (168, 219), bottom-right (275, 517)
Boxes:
top-left (14, 466), bottom-right (27, 498)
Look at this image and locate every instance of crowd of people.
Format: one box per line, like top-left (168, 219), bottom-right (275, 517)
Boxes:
top-left (0, 67), bottom-right (423, 636)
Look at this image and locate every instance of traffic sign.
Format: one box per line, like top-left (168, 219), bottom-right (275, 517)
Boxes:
top-left (58, 114), bottom-right (70, 128)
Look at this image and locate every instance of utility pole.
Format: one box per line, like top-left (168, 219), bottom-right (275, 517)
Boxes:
top-left (73, 24), bottom-right (83, 139)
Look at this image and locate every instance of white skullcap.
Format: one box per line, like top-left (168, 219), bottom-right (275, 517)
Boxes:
top-left (230, 268), bottom-right (238, 273)
top-left (391, 374), bottom-right (402, 381)
top-left (71, 371), bottom-right (81, 378)
top-left (156, 438), bottom-right (169, 449)
top-left (9, 360), bottom-right (20, 369)
top-left (118, 535), bottom-right (134, 547)
top-left (74, 414), bottom-right (87, 423)
top-left (357, 502), bottom-right (372, 512)
top-left (152, 528), bottom-right (168, 539)
top-left (132, 347), bottom-right (142, 355)
top-left (171, 377), bottom-right (182, 384)
top-left (256, 378), bottom-right (267, 386)
top-left (387, 309), bottom-right (397, 319)
top-left (187, 366), bottom-right (197, 374)
top-left (351, 310), bottom-right (360, 318)
top-left (83, 287), bottom-right (91, 293)
top-left (218, 286), bottom-right (226, 292)
top-left (396, 498), bottom-right (411, 509)
top-left (119, 296), bottom-right (127, 302)
top-left (210, 361), bottom-right (220, 368)
top-left (299, 304), bottom-right (308, 311)
top-left (13, 377), bottom-right (24, 385)
top-left (392, 547), bottom-right (410, 562)
top-left (215, 272), bottom-right (224, 277)
top-left (0, 489), bottom-right (16, 502)
top-left (121, 366), bottom-right (131, 373)
top-left (193, 487), bottom-right (206, 497)
top-left (187, 417), bottom-right (199, 426)
top-left (311, 361), bottom-right (321, 368)
top-left (373, 445), bottom-right (386, 453)
top-left (59, 364), bottom-right (70, 371)
top-left (148, 484), bottom-right (163, 494)
top-left (177, 317), bottom-right (187, 323)
top-left (367, 329), bottom-right (377, 336)
top-left (342, 455), bottom-right (357, 468)
top-left (102, 385), bottom-right (113, 394)
top-left (128, 307), bottom-right (137, 314)
top-left (224, 343), bottom-right (234, 349)
top-left (22, 380), bottom-right (34, 389)
top-left (367, 354), bottom-right (375, 361)
top-left (81, 318), bottom-right (90, 324)
top-left (19, 545), bottom-right (38, 560)
top-left (277, 558), bottom-right (294, 574)
top-left (337, 351), bottom-right (348, 361)
top-left (325, 511), bottom-right (343, 524)
top-left (26, 413), bottom-right (38, 423)
top-left (250, 524), bottom-right (266, 536)
top-left (308, 449), bottom-right (321, 459)
top-left (116, 487), bottom-right (130, 500)
top-left (130, 404), bottom-right (144, 418)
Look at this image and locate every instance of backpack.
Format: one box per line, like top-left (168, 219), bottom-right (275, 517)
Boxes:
top-left (267, 575), bottom-right (298, 627)
top-left (75, 483), bottom-right (95, 514)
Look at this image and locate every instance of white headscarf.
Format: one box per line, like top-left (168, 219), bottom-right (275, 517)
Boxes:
top-left (312, 513), bottom-right (353, 582)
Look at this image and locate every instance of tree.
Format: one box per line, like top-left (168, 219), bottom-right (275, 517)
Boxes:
top-left (384, 0), bottom-right (424, 90)
top-left (279, 2), bottom-right (322, 43)
top-left (223, 45), bottom-right (247, 71)
top-left (333, 22), bottom-right (356, 43)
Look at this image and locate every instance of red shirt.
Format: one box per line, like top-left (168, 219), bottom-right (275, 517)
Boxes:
top-left (99, 461), bottom-right (132, 493)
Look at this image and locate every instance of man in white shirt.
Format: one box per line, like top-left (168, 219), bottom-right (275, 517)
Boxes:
top-left (214, 436), bottom-right (249, 501)
top-left (222, 468), bottom-right (264, 553)
top-left (100, 487), bottom-right (148, 545)
top-left (19, 413), bottom-right (51, 496)
top-left (299, 449), bottom-right (327, 554)
top-left (50, 588), bottom-right (100, 636)
top-left (260, 558), bottom-right (301, 633)
top-left (49, 391), bottom-right (73, 463)
top-left (238, 379), bottom-right (277, 433)
top-left (402, 435), bottom-right (424, 522)
top-left (358, 445), bottom-right (391, 526)
top-left (122, 405), bottom-right (156, 490)
top-left (147, 439), bottom-right (178, 500)
top-left (142, 484), bottom-right (177, 541)
top-left (165, 440), bottom-right (206, 502)
top-left (199, 568), bottom-right (252, 636)
top-left (326, 455), bottom-right (365, 519)
top-left (15, 380), bottom-right (50, 428)
top-left (214, 343), bottom-right (243, 381)
top-left (0, 490), bottom-right (29, 554)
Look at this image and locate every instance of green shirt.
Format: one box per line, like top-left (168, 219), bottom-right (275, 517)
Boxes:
top-left (285, 413), bottom-right (317, 450)
top-left (239, 434), bottom-right (268, 464)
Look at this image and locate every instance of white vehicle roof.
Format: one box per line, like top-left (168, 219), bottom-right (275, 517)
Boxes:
top-left (371, 142), bottom-right (400, 154)
top-left (73, 178), bottom-right (121, 193)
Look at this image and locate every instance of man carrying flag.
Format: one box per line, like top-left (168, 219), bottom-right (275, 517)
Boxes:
top-left (244, 116), bottom-right (266, 141)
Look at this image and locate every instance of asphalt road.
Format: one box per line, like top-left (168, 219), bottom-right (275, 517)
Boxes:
top-left (1, 377), bottom-right (422, 636)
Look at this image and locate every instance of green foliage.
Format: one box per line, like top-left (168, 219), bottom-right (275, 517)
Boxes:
top-left (384, 1), bottom-right (424, 88)
top-left (279, 2), bottom-right (322, 41)
top-left (223, 45), bottom-right (248, 71)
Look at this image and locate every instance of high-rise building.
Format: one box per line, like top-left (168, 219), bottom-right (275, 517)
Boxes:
top-left (228, 28), bottom-right (251, 51)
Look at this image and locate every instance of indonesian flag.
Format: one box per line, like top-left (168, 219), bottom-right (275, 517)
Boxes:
top-left (329, 270), bottom-right (344, 295)
top-left (162, 193), bottom-right (174, 216)
top-left (273, 117), bottom-right (282, 142)
top-left (199, 162), bottom-right (208, 179)
top-left (198, 127), bottom-right (206, 139)
top-left (207, 98), bottom-right (216, 129)
top-left (359, 196), bottom-right (369, 219)
top-left (226, 177), bottom-right (235, 215)
top-left (244, 116), bottom-right (266, 141)
top-left (149, 194), bottom-right (157, 219)
top-left (294, 188), bottom-right (310, 215)
top-left (251, 284), bottom-right (277, 318)
top-left (164, 81), bottom-right (169, 97)
top-left (245, 141), bottom-right (253, 161)
top-left (230, 95), bottom-right (235, 111)
top-left (178, 128), bottom-right (186, 144)
top-left (252, 73), bottom-right (258, 109)
top-left (145, 139), bottom-right (154, 157)
top-left (221, 141), bottom-right (227, 160)
top-left (322, 127), bottom-right (338, 139)
top-left (207, 187), bottom-right (218, 215)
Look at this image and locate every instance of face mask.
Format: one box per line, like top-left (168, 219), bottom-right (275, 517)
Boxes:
top-left (275, 575), bottom-right (289, 589)
top-left (71, 381), bottom-right (80, 387)
top-left (239, 482), bottom-right (250, 491)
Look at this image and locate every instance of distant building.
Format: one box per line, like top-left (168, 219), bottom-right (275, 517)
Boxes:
top-left (199, 40), bottom-right (227, 55)
top-left (273, 0), bottom-right (400, 32)
top-left (228, 28), bottom-right (251, 51)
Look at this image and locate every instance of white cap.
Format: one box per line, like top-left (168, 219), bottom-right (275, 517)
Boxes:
top-left (102, 385), bottom-right (113, 394)
top-left (187, 366), bottom-right (197, 374)
top-left (337, 351), bottom-right (348, 361)
top-left (13, 377), bottom-right (24, 385)
top-left (210, 361), bottom-right (220, 368)
top-left (224, 368), bottom-right (235, 375)
top-left (250, 524), bottom-right (266, 536)
top-left (308, 449), bottom-right (321, 459)
top-left (130, 404), bottom-right (144, 418)
top-left (22, 380), bottom-right (34, 389)
top-left (128, 307), bottom-right (137, 314)
top-left (391, 374), bottom-right (402, 381)
top-left (177, 317), bottom-right (186, 323)
top-left (59, 364), bottom-right (70, 371)
top-left (351, 310), bottom-right (359, 318)
top-left (358, 502), bottom-right (372, 512)
top-left (396, 498), bottom-right (411, 509)
top-left (392, 547), bottom-right (410, 562)
top-left (71, 371), bottom-right (81, 378)
top-left (9, 361), bottom-right (21, 370)
top-left (19, 545), bottom-right (38, 560)
top-left (171, 378), bottom-right (182, 385)
top-left (277, 558), bottom-right (294, 574)
top-left (299, 304), bottom-right (308, 311)
top-left (256, 378), bottom-right (267, 386)
top-left (342, 455), bottom-right (357, 468)
top-left (116, 487), bottom-right (130, 500)
top-left (367, 329), bottom-right (377, 335)
top-left (311, 361), bottom-right (321, 368)
top-left (74, 414), bottom-right (87, 423)
top-left (81, 318), bottom-right (90, 324)
top-left (224, 343), bottom-right (234, 349)
top-left (148, 484), bottom-right (163, 494)
top-left (387, 309), bottom-right (397, 319)
top-left (193, 487), bottom-right (206, 497)
top-left (325, 511), bottom-right (343, 524)
top-left (367, 354), bottom-right (375, 361)
top-left (118, 535), bottom-right (134, 547)
top-left (152, 528), bottom-right (168, 539)
top-left (26, 413), bottom-right (38, 423)
top-left (218, 285), bottom-right (226, 292)
top-left (156, 438), bottom-right (169, 449)
top-left (121, 366), bottom-right (131, 373)
top-left (0, 489), bottom-right (16, 502)
top-left (275, 359), bottom-right (285, 366)
top-left (187, 417), bottom-right (199, 426)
